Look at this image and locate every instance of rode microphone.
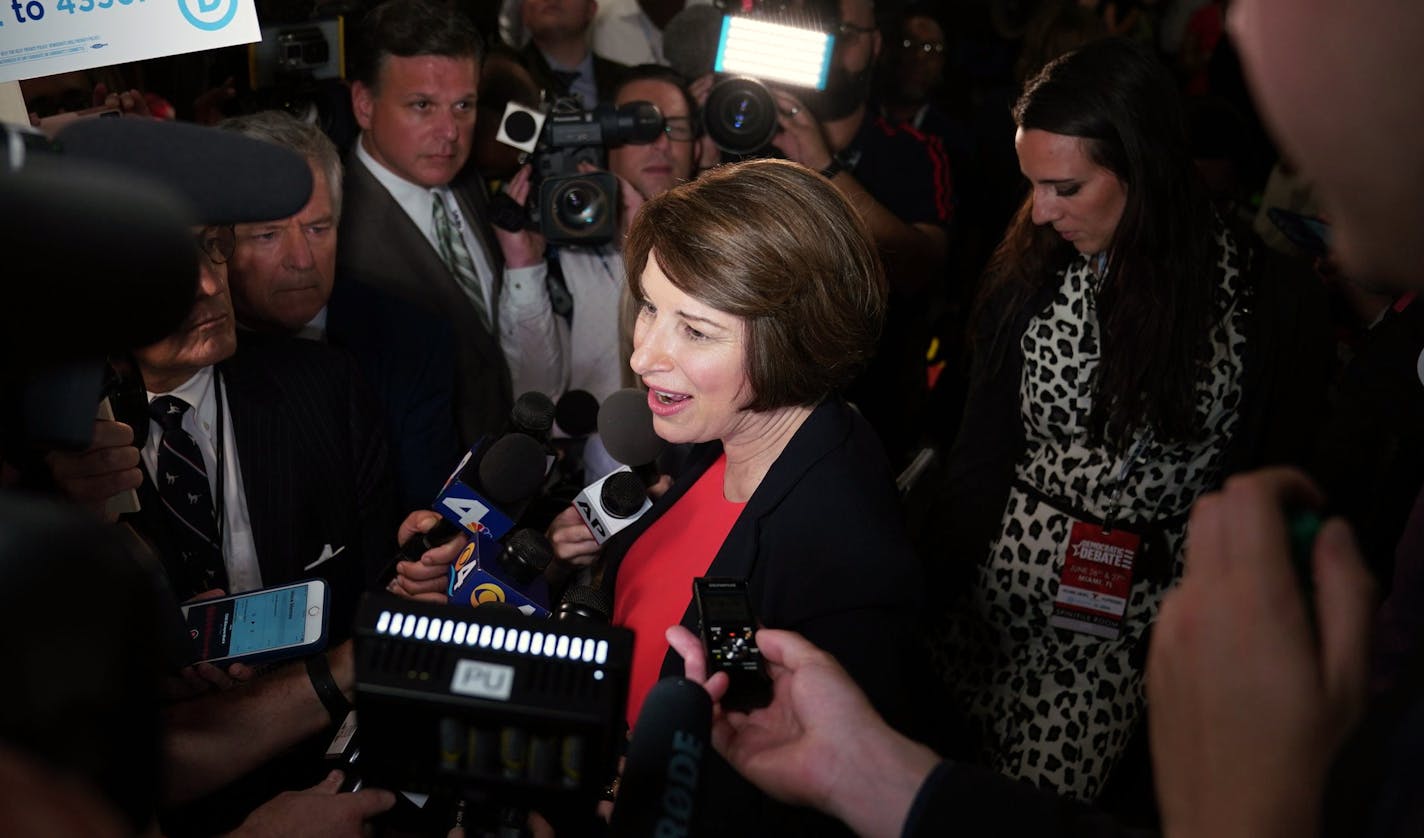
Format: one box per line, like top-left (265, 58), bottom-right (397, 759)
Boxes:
top-left (449, 528), bottom-right (555, 617)
top-left (609, 677), bottom-right (712, 838)
top-left (598, 388), bottom-right (666, 484)
top-left (573, 468), bottom-right (652, 545)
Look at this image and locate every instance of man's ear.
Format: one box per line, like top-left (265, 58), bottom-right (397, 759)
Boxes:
top-left (871, 29), bottom-right (882, 63)
top-left (351, 81), bottom-right (375, 131)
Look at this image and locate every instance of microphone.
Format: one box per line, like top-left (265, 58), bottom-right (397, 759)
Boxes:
top-left (554, 389), bottom-right (600, 438)
top-left (556, 584), bottom-right (612, 624)
top-left (663, 4), bottom-right (726, 82)
top-left (448, 527), bottom-right (555, 616)
top-left (57, 117), bottom-right (313, 225)
top-left (511, 390), bottom-right (557, 443)
top-left (573, 468), bottom-right (652, 545)
top-left (392, 432), bottom-right (549, 573)
top-left (598, 388), bottom-right (667, 484)
top-left (610, 677), bottom-right (713, 838)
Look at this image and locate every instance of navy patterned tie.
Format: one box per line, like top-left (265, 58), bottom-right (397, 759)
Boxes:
top-left (149, 395), bottom-right (228, 596)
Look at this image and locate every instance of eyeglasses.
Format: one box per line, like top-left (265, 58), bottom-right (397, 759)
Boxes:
top-left (902, 39), bottom-right (945, 55)
top-left (663, 116), bottom-right (697, 142)
top-left (195, 225), bottom-right (236, 266)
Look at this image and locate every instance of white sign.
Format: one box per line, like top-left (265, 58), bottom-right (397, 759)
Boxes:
top-left (0, 0), bottom-right (259, 84)
top-left (450, 659), bottom-right (515, 701)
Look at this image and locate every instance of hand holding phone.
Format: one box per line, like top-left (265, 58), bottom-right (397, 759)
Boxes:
top-left (181, 579), bottom-right (330, 666)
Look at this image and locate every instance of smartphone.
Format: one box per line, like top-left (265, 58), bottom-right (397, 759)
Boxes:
top-left (1267, 207), bottom-right (1332, 258)
top-left (692, 577), bottom-right (771, 712)
top-left (181, 579), bottom-right (330, 666)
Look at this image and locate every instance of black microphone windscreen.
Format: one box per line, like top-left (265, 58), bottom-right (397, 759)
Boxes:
top-left (501, 528), bottom-right (554, 583)
top-left (611, 677), bottom-right (713, 838)
top-left (511, 390), bottom-right (556, 438)
top-left (1, 160), bottom-right (197, 363)
top-left (557, 585), bottom-right (612, 624)
top-left (600, 471), bottom-right (648, 519)
top-left (477, 433), bottom-right (549, 505)
top-left (57, 118), bottom-right (313, 224)
top-left (663, 5), bottom-right (726, 81)
top-left (555, 389), bottom-right (601, 437)
top-left (598, 389), bottom-right (666, 467)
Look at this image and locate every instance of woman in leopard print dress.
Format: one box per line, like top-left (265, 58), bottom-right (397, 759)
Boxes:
top-left (926, 38), bottom-right (1329, 803)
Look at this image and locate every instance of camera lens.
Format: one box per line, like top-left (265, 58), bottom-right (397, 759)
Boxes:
top-left (726, 94), bottom-right (760, 131)
top-left (555, 181), bottom-right (606, 231)
top-left (705, 76), bottom-right (778, 155)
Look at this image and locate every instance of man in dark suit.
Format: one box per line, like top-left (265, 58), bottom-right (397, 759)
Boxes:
top-left (220, 110), bottom-right (462, 511)
top-left (32, 117), bottom-right (472, 836)
top-left (340, 0), bottom-right (513, 446)
top-left (519, 0), bottom-right (630, 107)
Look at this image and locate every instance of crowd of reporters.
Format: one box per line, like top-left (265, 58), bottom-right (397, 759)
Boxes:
top-left (3, 0), bottom-right (1424, 835)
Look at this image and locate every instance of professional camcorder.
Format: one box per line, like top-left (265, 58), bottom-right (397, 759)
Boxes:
top-left (495, 96), bottom-right (664, 246)
top-left (703, 0), bottom-right (843, 154)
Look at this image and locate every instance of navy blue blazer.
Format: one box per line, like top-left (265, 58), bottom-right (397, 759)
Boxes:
top-left (598, 397), bottom-right (926, 835)
top-left (326, 273), bottom-right (462, 511)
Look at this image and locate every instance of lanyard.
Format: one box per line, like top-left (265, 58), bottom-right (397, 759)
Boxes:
top-left (1103, 431), bottom-right (1151, 532)
top-left (212, 368), bottom-right (227, 552)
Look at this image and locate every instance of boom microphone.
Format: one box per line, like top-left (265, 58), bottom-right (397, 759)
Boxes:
top-left (663, 4), bottom-right (726, 82)
top-left (610, 677), bottom-right (713, 838)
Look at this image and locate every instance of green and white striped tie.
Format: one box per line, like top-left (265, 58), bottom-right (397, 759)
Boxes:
top-left (432, 191), bottom-right (492, 332)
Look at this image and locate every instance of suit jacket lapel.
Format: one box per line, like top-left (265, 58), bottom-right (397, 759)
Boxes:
top-left (218, 350), bottom-right (292, 588)
top-left (655, 400), bottom-right (853, 676)
top-left (344, 156), bottom-right (469, 312)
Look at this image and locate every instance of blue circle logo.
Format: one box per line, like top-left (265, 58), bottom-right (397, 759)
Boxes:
top-left (178, 0), bottom-right (237, 31)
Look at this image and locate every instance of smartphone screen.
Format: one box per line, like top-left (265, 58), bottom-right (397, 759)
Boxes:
top-left (186, 585), bottom-right (310, 661)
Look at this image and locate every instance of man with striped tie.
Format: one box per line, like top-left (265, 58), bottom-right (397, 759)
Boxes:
top-left (339, 0), bottom-right (516, 447)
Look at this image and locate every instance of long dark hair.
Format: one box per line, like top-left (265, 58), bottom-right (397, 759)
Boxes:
top-left (979, 37), bottom-right (1217, 448)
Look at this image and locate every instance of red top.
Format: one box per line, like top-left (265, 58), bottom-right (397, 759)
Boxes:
top-left (612, 454), bottom-right (745, 729)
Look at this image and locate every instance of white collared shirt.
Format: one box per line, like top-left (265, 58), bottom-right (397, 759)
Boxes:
top-left (142, 366), bottom-right (262, 593)
top-left (591, 0), bottom-right (714, 67)
top-left (500, 244), bottom-right (626, 405)
top-left (354, 136), bottom-right (497, 318)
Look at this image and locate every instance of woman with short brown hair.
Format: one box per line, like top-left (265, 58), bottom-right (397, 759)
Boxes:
top-left (556, 157), bottom-right (925, 833)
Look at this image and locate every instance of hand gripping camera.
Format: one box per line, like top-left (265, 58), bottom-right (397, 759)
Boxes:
top-left (496, 97), bottom-right (664, 246)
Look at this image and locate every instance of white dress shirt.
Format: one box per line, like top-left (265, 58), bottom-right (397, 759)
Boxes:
top-left (142, 366), bottom-right (262, 593)
top-left (500, 244), bottom-right (627, 404)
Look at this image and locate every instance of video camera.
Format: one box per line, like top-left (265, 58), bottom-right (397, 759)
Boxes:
top-left (666, 1), bottom-right (839, 156)
top-left (495, 96), bottom-right (664, 246)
